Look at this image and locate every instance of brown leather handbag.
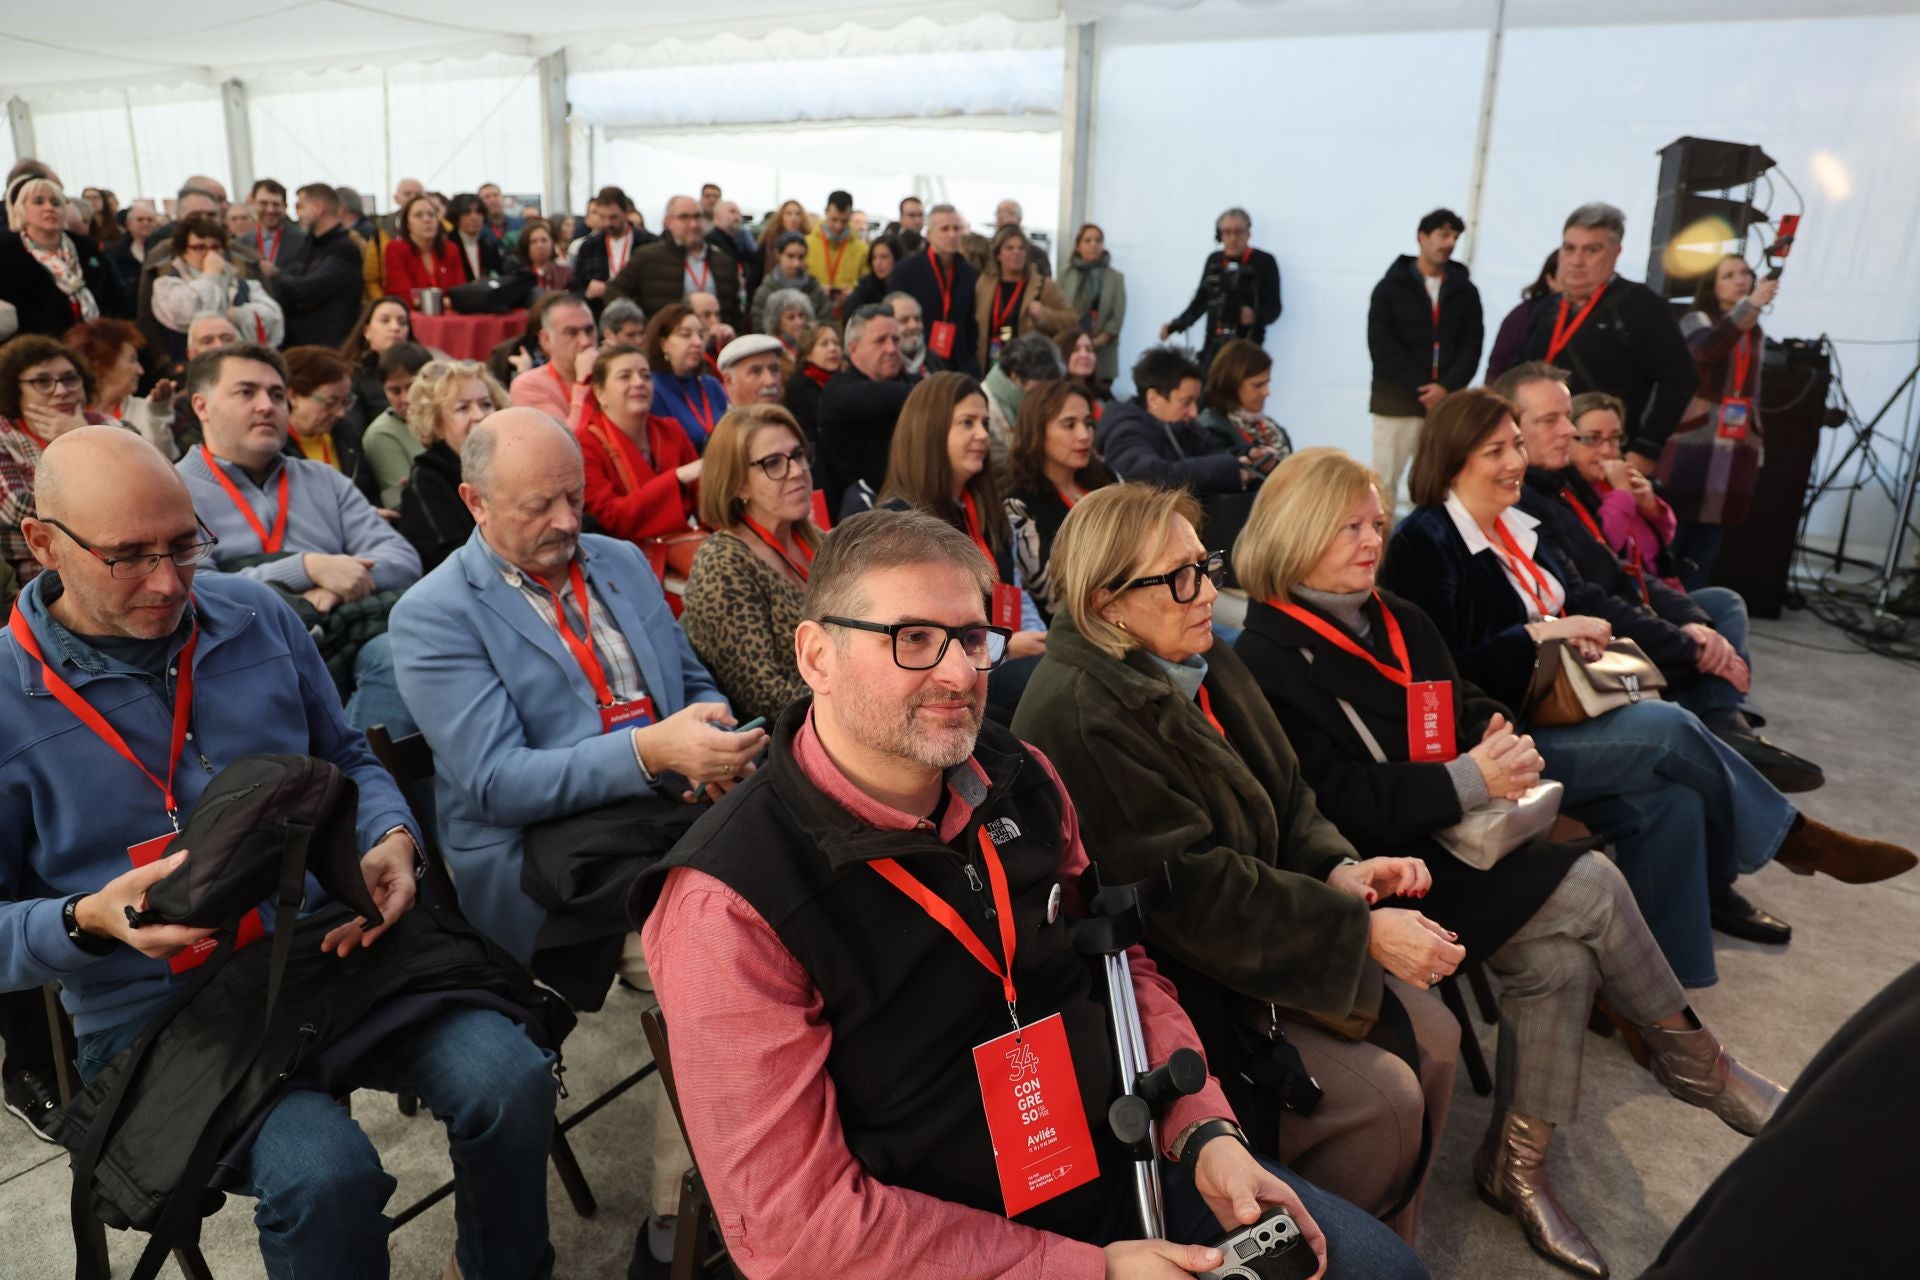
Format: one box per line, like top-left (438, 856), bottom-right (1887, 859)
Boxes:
top-left (1523, 637), bottom-right (1667, 727)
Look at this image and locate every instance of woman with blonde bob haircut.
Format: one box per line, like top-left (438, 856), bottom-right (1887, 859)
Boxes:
top-left (1013, 481), bottom-right (1465, 1245)
top-left (681, 403), bottom-right (821, 723)
top-left (1237, 448), bottom-right (1786, 1277)
top-left (396, 358), bottom-right (507, 570)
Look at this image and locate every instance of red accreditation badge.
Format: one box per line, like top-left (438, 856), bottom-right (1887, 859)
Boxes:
top-left (928, 320), bottom-right (958, 360)
top-left (1718, 397), bottom-right (1752, 441)
top-left (810, 489), bottom-right (833, 531)
top-left (992, 582), bottom-right (1022, 632)
top-left (1405, 681), bottom-right (1457, 763)
top-left (972, 1012), bottom-right (1101, 1217)
top-left (599, 695), bottom-right (656, 735)
top-left (129, 834), bottom-right (266, 974)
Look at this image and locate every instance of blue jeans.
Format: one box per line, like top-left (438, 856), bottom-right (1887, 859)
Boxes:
top-left (345, 632), bottom-right (418, 737)
top-left (1533, 699), bottom-right (1796, 988)
top-left (80, 1005), bottom-right (557, 1280)
top-left (1093, 1153), bottom-right (1428, 1280)
top-left (1665, 586), bottom-right (1752, 720)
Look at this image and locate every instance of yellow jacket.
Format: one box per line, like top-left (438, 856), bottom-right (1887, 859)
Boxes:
top-left (804, 228), bottom-right (868, 294)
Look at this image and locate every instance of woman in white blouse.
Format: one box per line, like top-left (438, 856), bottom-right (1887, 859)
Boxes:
top-left (150, 212), bottom-right (284, 349)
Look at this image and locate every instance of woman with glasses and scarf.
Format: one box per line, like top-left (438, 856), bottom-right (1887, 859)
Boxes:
top-left (1013, 481), bottom-right (1464, 1247)
top-left (0, 335), bottom-right (117, 588)
top-left (281, 346), bottom-right (382, 508)
top-left (680, 404), bottom-right (823, 724)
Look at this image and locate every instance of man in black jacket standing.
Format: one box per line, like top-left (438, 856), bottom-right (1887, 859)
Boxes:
top-left (264, 183), bottom-right (364, 349)
top-left (889, 203), bottom-right (980, 377)
top-left (1160, 207), bottom-right (1282, 371)
top-left (1518, 202), bottom-right (1698, 473)
top-left (1367, 208), bottom-right (1483, 507)
top-left (816, 305), bottom-right (911, 517)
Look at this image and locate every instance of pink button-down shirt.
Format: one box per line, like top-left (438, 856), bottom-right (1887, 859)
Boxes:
top-left (642, 714), bottom-right (1234, 1279)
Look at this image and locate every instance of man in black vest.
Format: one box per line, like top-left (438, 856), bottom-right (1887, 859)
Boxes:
top-left (634, 509), bottom-right (1427, 1280)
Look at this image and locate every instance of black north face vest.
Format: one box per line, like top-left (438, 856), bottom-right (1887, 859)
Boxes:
top-left (634, 701), bottom-right (1120, 1238)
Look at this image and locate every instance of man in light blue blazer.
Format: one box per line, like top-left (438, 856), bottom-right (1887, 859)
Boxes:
top-left (389, 408), bottom-right (767, 965)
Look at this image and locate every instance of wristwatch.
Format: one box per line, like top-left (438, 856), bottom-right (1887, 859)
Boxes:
top-left (63, 894), bottom-right (117, 956)
top-left (1171, 1116), bottom-right (1249, 1170)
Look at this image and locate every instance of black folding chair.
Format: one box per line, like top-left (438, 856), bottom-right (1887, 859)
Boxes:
top-left (365, 725), bottom-right (651, 1225)
top-left (640, 1007), bottom-right (743, 1280)
top-left (43, 984), bottom-right (217, 1280)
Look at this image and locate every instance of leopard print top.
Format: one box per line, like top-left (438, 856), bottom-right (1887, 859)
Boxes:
top-left (681, 528), bottom-right (810, 725)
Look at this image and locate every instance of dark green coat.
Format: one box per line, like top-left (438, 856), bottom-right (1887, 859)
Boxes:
top-left (1012, 618), bottom-right (1377, 1070)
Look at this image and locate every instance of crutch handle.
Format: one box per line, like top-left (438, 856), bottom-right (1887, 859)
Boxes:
top-left (1136, 1048), bottom-right (1207, 1109)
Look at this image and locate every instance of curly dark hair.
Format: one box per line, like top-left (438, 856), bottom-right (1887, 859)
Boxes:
top-left (0, 335), bottom-right (96, 420)
top-left (168, 211), bottom-right (229, 259)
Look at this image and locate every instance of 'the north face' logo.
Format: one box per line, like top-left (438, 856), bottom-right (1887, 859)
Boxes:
top-left (985, 818), bottom-right (1022, 845)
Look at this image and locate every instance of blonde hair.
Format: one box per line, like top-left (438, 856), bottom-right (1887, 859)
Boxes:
top-left (1234, 448), bottom-right (1384, 602)
top-left (698, 403), bottom-right (823, 550)
top-left (406, 359), bottom-right (507, 447)
top-left (6, 177), bottom-right (63, 232)
top-left (1050, 483), bottom-right (1202, 659)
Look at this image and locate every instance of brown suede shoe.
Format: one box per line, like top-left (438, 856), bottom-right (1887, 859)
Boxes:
top-left (1775, 817), bottom-right (1917, 884)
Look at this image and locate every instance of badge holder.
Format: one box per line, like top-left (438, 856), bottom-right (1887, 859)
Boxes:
top-left (1072, 867), bottom-right (1317, 1278)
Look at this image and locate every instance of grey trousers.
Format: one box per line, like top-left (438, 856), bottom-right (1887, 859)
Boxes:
top-left (1483, 852), bottom-right (1689, 1125)
top-left (1274, 978), bottom-right (1458, 1244)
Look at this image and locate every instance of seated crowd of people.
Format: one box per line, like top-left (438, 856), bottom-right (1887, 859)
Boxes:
top-left (3, 153), bottom-right (1916, 1280)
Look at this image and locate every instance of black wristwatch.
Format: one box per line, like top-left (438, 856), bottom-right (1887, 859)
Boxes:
top-left (1174, 1117), bottom-right (1249, 1172)
top-left (63, 894), bottom-right (117, 956)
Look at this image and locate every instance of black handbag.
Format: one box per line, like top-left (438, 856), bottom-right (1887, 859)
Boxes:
top-left (449, 270), bottom-right (536, 314)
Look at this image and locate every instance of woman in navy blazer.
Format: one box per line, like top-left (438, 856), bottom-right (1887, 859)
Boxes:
top-left (1381, 390), bottom-right (1908, 991)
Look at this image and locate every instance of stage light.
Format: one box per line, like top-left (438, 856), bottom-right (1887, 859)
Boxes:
top-left (1810, 150), bottom-right (1853, 201)
top-left (1661, 215), bottom-right (1736, 280)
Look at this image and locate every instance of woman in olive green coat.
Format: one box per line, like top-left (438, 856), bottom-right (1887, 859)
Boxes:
top-left (1011, 482), bottom-right (1461, 1243)
top-left (1056, 224), bottom-right (1127, 386)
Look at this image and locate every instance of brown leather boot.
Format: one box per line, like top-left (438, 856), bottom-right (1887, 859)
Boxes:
top-left (1775, 817), bottom-right (1916, 884)
top-left (1641, 1015), bottom-right (1786, 1136)
top-left (1474, 1110), bottom-right (1609, 1277)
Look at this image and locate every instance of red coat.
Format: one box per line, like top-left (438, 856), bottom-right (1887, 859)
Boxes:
top-left (384, 238), bottom-right (464, 301)
top-left (575, 399), bottom-right (700, 545)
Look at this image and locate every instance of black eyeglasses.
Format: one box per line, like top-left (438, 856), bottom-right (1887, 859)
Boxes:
top-left (1109, 550), bottom-right (1226, 604)
top-left (1571, 433), bottom-right (1624, 449)
top-left (821, 617), bottom-right (1011, 671)
top-left (43, 515), bottom-right (220, 579)
top-left (749, 445), bottom-right (812, 481)
top-left (21, 372), bottom-right (84, 394)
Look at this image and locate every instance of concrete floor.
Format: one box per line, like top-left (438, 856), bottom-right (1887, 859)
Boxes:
top-left (3, 606), bottom-right (1915, 1279)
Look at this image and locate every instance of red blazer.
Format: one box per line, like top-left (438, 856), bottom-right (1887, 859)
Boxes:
top-left (574, 398), bottom-right (700, 546)
top-left (384, 238), bottom-right (464, 301)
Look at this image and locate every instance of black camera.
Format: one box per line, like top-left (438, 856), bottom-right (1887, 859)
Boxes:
top-left (1198, 1207), bottom-right (1317, 1280)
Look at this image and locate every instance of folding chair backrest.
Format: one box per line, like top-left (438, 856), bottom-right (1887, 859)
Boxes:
top-left (364, 725), bottom-right (459, 913)
top-left (640, 1005), bottom-right (696, 1149)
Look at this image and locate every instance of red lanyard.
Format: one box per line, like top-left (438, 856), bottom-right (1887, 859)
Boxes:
top-left (991, 279), bottom-right (1025, 333)
top-left (1491, 521), bottom-right (1560, 619)
top-left (10, 603), bottom-right (199, 828)
top-left (685, 380), bottom-right (717, 436)
top-left (199, 446), bottom-right (288, 554)
top-left (1271, 592), bottom-right (1415, 688)
top-left (1547, 282), bottom-right (1608, 364)
top-left (929, 253), bottom-right (955, 321)
top-left (1054, 484), bottom-right (1080, 510)
top-left (742, 514), bottom-right (812, 582)
top-left (1559, 489), bottom-right (1607, 548)
top-left (1194, 684), bottom-right (1227, 738)
top-left (258, 227), bottom-right (280, 261)
top-left (546, 360), bottom-right (572, 403)
top-left (1730, 333), bottom-right (1753, 394)
top-left (822, 236), bottom-right (848, 286)
top-left (18, 419), bottom-right (53, 450)
top-left (686, 254), bottom-right (711, 294)
top-left (608, 233), bottom-right (630, 275)
top-left (959, 491), bottom-right (994, 569)
top-left (1429, 283), bottom-right (1444, 381)
top-left (870, 827), bottom-right (1020, 1024)
top-left (535, 560), bottom-right (619, 707)
top-left (585, 408), bottom-right (643, 496)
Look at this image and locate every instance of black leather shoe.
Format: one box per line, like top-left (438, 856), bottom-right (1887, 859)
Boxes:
top-left (1710, 890), bottom-right (1792, 945)
top-left (3, 1066), bottom-right (59, 1143)
top-left (1714, 726), bottom-right (1825, 794)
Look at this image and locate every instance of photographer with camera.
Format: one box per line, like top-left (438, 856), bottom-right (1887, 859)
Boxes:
top-left (635, 509), bottom-right (1428, 1280)
top-left (1161, 208), bottom-right (1282, 371)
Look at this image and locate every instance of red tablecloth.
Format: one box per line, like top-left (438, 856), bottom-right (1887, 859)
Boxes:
top-left (410, 309), bottom-right (528, 361)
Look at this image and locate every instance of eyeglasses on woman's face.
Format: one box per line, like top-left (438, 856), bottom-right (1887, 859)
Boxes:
top-left (21, 372), bottom-right (84, 395)
top-left (1110, 550), bottom-right (1227, 604)
top-left (749, 445), bottom-right (812, 481)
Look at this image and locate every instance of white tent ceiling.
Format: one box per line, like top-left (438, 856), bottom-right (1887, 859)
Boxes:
top-left (3, 0), bottom-right (1910, 92)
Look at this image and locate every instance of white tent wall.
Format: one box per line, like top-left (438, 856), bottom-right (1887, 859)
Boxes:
top-left (1090, 6), bottom-right (1920, 558)
top-left (25, 83), bottom-right (227, 208)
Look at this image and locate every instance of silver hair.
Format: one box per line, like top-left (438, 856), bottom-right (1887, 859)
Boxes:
top-left (542, 294), bottom-right (594, 337)
top-left (1564, 201), bottom-right (1627, 242)
top-left (1217, 206), bottom-right (1252, 233)
top-left (881, 290), bottom-right (922, 318)
top-left (761, 287), bottom-right (815, 334)
top-left (600, 297), bottom-right (645, 333)
top-left (460, 410), bottom-right (580, 494)
top-left (843, 303), bottom-right (896, 351)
